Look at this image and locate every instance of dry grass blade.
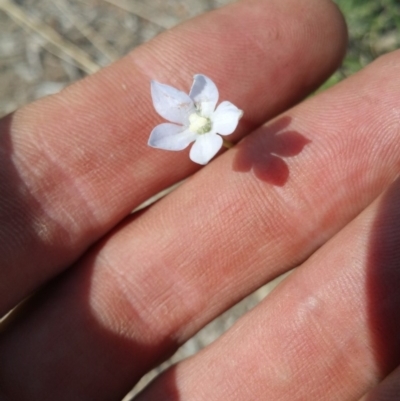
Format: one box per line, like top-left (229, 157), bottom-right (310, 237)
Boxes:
top-left (132, 180), bottom-right (185, 213)
top-left (53, 0), bottom-right (119, 64)
top-left (101, 0), bottom-right (179, 29)
top-left (0, 0), bottom-right (100, 74)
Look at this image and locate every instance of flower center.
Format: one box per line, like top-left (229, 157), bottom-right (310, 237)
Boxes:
top-left (189, 113), bottom-right (212, 134)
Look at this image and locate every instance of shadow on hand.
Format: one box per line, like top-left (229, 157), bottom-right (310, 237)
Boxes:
top-left (0, 232), bottom-right (181, 401)
top-left (367, 177), bottom-right (400, 382)
top-left (0, 115), bottom-right (177, 400)
top-left (232, 116), bottom-right (310, 186)
top-left (0, 114), bottom-right (76, 317)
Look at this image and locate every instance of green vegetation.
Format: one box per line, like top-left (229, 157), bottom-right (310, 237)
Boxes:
top-left (319, 0), bottom-right (400, 91)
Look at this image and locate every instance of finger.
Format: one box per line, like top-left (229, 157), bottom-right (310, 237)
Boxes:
top-left (135, 176), bottom-right (400, 401)
top-left (360, 365), bottom-right (400, 401)
top-left (3, 48), bottom-right (400, 400)
top-left (0, 0), bottom-right (347, 315)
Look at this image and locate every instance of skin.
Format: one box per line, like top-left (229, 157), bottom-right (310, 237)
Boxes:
top-left (0, 0), bottom-right (399, 400)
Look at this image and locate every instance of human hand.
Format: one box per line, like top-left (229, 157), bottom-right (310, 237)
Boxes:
top-left (1, 0), bottom-right (399, 399)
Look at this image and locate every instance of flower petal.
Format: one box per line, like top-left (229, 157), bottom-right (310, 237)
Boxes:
top-left (189, 133), bottom-right (223, 165)
top-left (151, 80), bottom-right (195, 124)
top-left (212, 101), bottom-right (243, 136)
top-left (189, 74), bottom-right (219, 117)
top-left (148, 123), bottom-right (197, 151)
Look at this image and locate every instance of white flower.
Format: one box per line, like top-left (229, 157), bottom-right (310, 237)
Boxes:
top-left (148, 74), bottom-right (243, 165)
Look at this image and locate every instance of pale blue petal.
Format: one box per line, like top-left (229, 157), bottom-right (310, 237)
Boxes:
top-left (148, 123), bottom-right (197, 150)
top-left (189, 74), bottom-right (219, 117)
top-left (151, 81), bottom-right (195, 124)
top-left (189, 133), bottom-right (223, 165)
top-left (212, 101), bottom-right (243, 136)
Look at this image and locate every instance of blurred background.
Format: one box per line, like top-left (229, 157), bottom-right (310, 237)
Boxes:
top-left (1, 0), bottom-right (400, 117)
top-left (0, 0), bottom-right (399, 398)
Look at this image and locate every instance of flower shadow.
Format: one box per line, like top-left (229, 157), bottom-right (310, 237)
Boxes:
top-left (232, 116), bottom-right (310, 186)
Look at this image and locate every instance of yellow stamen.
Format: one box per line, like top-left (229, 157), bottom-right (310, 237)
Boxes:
top-left (189, 113), bottom-right (212, 134)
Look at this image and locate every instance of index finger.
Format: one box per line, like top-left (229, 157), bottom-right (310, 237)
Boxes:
top-left (0, 0), bottom-right (347, 314)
